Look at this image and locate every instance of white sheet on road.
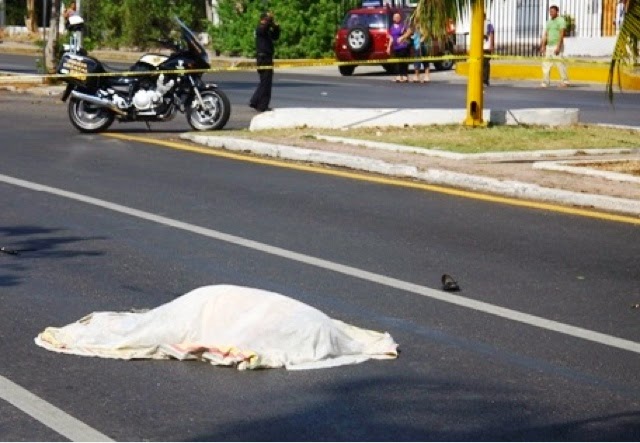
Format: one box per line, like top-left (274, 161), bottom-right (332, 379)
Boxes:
top-left (34, 285), bottom-right (398, 370)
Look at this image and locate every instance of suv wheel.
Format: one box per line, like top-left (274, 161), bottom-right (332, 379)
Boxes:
top-left (433, 50), bottom-right (454, 71)
top-left (339, 65), bottom-right (356, 76)
top-left (346, 26), bottom-right (371, 53)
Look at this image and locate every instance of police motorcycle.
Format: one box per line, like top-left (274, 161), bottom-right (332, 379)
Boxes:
top-left (58, 15), bottom-right (230, 133)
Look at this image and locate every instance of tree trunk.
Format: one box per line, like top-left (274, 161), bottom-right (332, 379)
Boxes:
top-left (44, 0), bottom-right (61, 75)
top-left (205, 0), bottom-right (212, 22)
top-left (607, 0), bottom-right (639, 99)
top-left (26, 0), bottom-right (37, 33)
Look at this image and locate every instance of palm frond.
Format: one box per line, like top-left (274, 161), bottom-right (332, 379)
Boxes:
top-left (411, 0), bottom-right (468, 38)
top-left (608, 0), bottom-right (640, 100)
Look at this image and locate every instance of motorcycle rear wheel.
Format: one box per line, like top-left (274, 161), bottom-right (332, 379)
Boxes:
top-left (68, 97), bottom-right (115, 133)
top-left (186, 89), bottom-right (231, 131)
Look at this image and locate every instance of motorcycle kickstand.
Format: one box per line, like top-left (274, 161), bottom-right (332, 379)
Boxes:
top-left (145, 121), bottom-right (152, 131)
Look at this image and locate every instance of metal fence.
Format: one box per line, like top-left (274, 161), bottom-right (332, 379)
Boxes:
top-left (481, 0), bottom-right (617, 57)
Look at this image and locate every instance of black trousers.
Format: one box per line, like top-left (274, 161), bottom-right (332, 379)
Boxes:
top-left (483, 50), bottom-right (491, 85)
top-left (250, 54), bottom-right (273, 111)
top-left (393, 46), bottom-right (410, 77)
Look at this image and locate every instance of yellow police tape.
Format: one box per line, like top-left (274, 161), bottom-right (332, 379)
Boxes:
top-left (0, 53), bottom-right (624, 84)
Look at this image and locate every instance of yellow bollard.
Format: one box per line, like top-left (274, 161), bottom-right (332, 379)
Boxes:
top-left (464, 1), bottom-right (487, 127)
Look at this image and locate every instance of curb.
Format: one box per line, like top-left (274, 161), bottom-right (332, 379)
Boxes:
top-left (533, 159), bottom-right (640, 184)
top-left (0, 45), bottom-right (42, 56)
top-left (0, 73), bottom-right (44, 85)
top-left (0, 84), bottom-right (65, 95)
top-left (314, 135), bottom-right (640, 161)
top-left (456, 61), bottom-right (640, 90)
top-left (180, 133), bottom-right (640, 218)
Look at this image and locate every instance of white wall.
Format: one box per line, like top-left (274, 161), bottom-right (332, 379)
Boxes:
top-left (554, 0), bottom-right (602, 37)
top-left (564, 36), bottom-right (615, 57)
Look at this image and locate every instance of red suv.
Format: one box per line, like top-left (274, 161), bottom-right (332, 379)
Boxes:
top-left (334, 6), bottom-right (457, 76)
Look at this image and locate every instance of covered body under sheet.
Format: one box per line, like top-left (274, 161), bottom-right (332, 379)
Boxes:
top-left (35, 285), bottom-right (398, 370)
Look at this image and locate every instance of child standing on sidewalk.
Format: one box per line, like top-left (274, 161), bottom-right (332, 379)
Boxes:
top-left (410, 23), bottom-right (430, 83)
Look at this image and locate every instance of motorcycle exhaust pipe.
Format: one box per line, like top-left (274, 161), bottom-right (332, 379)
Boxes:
top-left (70, 91), bottom-right (127, 116)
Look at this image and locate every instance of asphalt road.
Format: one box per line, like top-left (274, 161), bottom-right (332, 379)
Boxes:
top-left (0, 67), bottom-right (640, 441)
top-left (1, 52), bottom-right (640, 128)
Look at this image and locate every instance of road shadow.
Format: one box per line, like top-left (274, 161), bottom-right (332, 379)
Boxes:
top-left (1, 225), bottom-right (106, 287)
top-left (352, 71), bottom-right (394, 78)
top-left (214, 81), bottom-right (335, 90)
top-left (104, 128), bottom-right (188, 135)
top-left (184, 373), bottom-right (640, 441)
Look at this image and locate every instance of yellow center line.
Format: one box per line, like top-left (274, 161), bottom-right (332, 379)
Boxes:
top-left (103, 132), bottom-right (640, 226)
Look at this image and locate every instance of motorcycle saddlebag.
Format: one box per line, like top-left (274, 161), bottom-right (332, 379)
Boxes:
top-left (57, 53), bottom-right (105, 88)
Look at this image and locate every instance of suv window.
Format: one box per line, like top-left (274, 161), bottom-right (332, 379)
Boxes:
top-left (342, 13), bottom-right (388, 30)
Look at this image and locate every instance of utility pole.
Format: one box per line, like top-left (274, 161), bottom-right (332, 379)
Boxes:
top-left (44, 0), bottom-right (61, 74)
top-left (463, 0), bottom-right (486, 127)
top-left (42, 0), bottom-right (46, 39)
top-left (0, 0), bottom-right (5, 41)
top-left (41, 0), bottom-right (47, 74)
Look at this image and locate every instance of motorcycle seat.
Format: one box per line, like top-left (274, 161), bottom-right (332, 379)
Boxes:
top-left (99, 62), bottom-right (132, 73)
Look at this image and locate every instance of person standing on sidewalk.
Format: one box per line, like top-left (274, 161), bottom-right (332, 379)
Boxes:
top-left (249, 11), bottom-right (280, 113)
top-left (386, 12), bottom-right (410, 83)
top-left (483, 14), bottom-right (495, 87)
top-left (539, 5), bottom-right (569, 88)
top-left (410, 22), bottom-right (429, 83)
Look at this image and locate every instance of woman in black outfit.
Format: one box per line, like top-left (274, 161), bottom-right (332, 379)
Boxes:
top-left (249, 12), bottom-right (281, 112)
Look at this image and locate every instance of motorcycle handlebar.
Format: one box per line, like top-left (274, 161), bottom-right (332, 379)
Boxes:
top-left (152, 38), bottom-right (180, 51)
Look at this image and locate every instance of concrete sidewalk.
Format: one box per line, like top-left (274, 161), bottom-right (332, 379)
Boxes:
top-left (247, 107), bottom-right (580, 131)
top-left (456, 59), bottom-right (640, 90)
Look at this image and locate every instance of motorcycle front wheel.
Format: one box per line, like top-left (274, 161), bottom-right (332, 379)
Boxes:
top-left (68, 97), bottom-right (115, 133)
top-left (186, 89), bottom-right (231, 131)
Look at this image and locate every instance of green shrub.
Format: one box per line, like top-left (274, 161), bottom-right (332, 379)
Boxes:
top-left (210, 0), bottom-right (343, 58)
top-left (56, 0), bottom-right (344, 58)
top-left (82, 0), bottom-right (205, 49)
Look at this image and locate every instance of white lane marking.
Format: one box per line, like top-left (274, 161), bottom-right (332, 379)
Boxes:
top-left (2, 172), bottom-right (640, 358)
top-left (0, 375), bottom-right (113, 442)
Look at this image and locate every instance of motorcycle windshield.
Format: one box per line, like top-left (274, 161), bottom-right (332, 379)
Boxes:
top-left (173, 16), bottom-right (209, 65)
